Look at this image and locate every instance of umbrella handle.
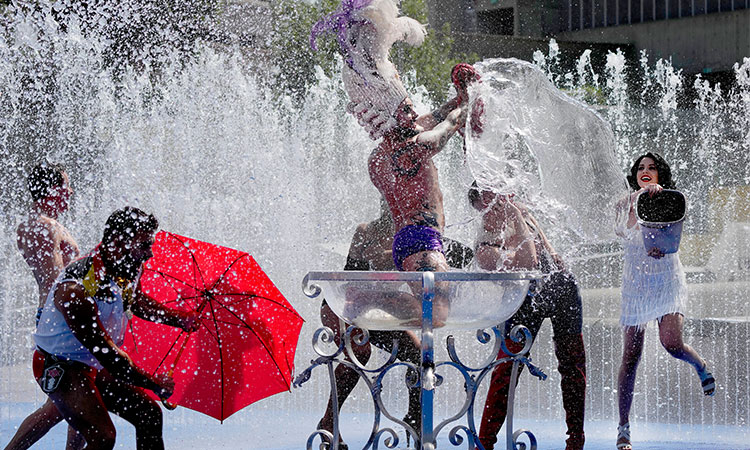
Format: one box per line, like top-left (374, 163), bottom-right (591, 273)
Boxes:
top-left (161, 331), bottom-right (191, 412)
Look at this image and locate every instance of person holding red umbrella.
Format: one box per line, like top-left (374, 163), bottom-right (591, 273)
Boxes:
top-left (33, 207), bottom-right (199, 450)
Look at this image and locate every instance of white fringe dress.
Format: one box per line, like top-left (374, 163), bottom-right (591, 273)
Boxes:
top-left (619, 225), bottom-right (687, 328)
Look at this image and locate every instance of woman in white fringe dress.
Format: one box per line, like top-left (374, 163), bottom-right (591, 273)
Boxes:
top-left (614, 152), bottom-right (715, 450)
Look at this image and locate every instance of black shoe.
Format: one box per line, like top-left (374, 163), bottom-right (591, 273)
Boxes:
top-left (402, 412), bottom-right (421, 448)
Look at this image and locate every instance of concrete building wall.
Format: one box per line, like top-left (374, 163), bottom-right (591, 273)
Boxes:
top-left (427, 0), bottom-right (749, 73)
top-left (427, 0), bottom-right (469, 31)
top-left (556, 9), bottom-right (750, 72)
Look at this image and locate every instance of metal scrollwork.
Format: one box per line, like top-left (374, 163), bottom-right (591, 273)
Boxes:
top-left (447, 424), bottom-right (481, 449)
top-left (312, 326), bottom-right (341, 358)
top-left (372, 427), bottom-right (399, 449)
top-left (511, 429), bottom-right (537, 450)
top-left (305, 429), bottom-right (333, 450)
top-left (302, 273), bottom-right (322, 298)
top-left (297, 271), bottom-right (545, 450)
top-left (447, 326), bottom-right (503, 370)
top-left (295, 324), bottom-right (422, 450)
top-left (501, 324), bottom-right (534, 357)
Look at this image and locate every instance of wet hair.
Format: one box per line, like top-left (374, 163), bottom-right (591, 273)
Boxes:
top-left (27, 164), bottom-right (65, 202)
top-left (467, 180), bottom-right (486, 209)
top-left (103, 207), bottom-right (159, 244)
top-left (468, 181), bottom-right (480, 206)
top-left (627, 152), bottom-right (676, 191)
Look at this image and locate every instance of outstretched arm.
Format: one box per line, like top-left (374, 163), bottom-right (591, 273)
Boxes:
top-left (410, 106), bottom-right (467, 161)
top-left (416, 96), bottom-right (460, 131)
top-left (131, 291), bottom-right (200, 332)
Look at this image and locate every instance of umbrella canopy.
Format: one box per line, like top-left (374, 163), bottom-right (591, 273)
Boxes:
top-left (124, 231), bottom-right (304, 421)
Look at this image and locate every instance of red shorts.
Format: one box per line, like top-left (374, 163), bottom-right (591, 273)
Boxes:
top-left (33, 349), bottom-right (97, 393)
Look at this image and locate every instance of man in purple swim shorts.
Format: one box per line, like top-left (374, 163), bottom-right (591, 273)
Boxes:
top-left (392, 224), bottom-right (445, 271)
top-left (367, 79), bottom-right (471, 326)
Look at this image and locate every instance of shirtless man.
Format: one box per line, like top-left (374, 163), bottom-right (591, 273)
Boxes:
top-left (363, 86), bottom-right (468, 324)
top-left (468, 183), bottom-right (586, 450)
top-left (5, 164), bottom-right (84, 450)
top-left (32, 207), bottom-right (199, 450)
top-left (318, 199), bottom-right (474, 448)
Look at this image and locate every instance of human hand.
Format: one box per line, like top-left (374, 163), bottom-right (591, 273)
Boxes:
top-left (451, 63), bottom-right (480, 104)
top-left (641, 184), bottom-right (663, 197)
top-left (153, 373), bottom-right (175, 400)
top-left (550, 252), bottom-right (566, 270)
top-left (647, 247), bottom-right (665, 259)
top-left (447, 106), bottom-right (467, 128)
top-left (180, 310), bottom-right (201, 333)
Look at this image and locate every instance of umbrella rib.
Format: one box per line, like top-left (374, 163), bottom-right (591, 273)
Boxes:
top-left (216, 293), bottom-right (304, 320)
top-left (166, 232), bottom-right (209, 292)
top-left (209, 295), bottom-right (302, 326)
top-left (207, 253), bottom-right (248, 293)
top-left (144, 268), bottom-right (202, 295)
top-left (200, 321), bottom-right (221, 344)
top-left (206, 298), bottom-right (227, 421)
top-left (209, 297), bottom-right (295, 390)
top-left (152, 330), bottom-right (186, 375)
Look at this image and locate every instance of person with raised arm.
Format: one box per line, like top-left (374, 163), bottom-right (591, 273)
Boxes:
top-left (318, 198), bottom-right (473, 448)
top-left (614, 153), bottom-right (715, 450)
top-left (468, 182), bottom-right (587, 450)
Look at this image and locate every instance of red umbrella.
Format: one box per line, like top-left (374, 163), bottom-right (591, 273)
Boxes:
top-left (124, 231), bottom-right (304, 421)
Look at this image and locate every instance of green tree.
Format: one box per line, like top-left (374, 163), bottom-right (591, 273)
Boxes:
top-left (269, 0), bottom-right (476, 105)
top-left (268, 0), bottom-right (341, 101)
top-left (392, 0), bottom-right (477, 103)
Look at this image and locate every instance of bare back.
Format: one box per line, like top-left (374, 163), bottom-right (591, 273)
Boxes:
top-left (348, 219), bottom-right (395, 271)
top-left (368, 138), bottom-right (445, 234)
top-left (17, 215), bottom-right (79, 309)
top-left (476, 198), bottom-right (538, 271)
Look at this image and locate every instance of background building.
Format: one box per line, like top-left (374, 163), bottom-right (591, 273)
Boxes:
top-left (427, 0), bottom-right (749, 75)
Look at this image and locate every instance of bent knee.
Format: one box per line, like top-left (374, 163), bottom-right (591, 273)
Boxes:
top-left (661, 341), bottom-right (685, 356)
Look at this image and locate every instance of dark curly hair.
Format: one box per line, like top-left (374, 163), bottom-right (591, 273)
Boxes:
top-left (27, 164), bottom-right (65, 201)
top-left (467, 180), bottom-right (485, 209)
top-left (627, 152), bottom-right (676, 191)
top-left (103, 207), bottom-right (159, 244)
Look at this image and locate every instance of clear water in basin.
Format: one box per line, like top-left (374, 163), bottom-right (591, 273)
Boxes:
top-left (307, 272), bottom-right (533, 331)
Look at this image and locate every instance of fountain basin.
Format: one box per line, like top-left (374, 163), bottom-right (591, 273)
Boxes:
top-left (302, 271), bottom-right (540, 330)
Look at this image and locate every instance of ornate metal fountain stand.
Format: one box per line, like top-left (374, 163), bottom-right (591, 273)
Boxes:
top-left (294, 271), bottom-right (547, 450)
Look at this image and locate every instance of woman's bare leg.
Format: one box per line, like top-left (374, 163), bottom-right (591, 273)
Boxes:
top-left (657, 313), bottom-right (705, 368)
top-left (618, 326), bottom-right (645, 428)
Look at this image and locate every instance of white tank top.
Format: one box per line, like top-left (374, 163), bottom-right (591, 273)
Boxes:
top-left (34, 254), bottom-right (130, 369)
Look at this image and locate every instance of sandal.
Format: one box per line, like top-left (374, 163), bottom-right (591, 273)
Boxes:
top-left (697, 363), bottom-right (716, 397)
top-left (616, 422), bottom-right (632, 450)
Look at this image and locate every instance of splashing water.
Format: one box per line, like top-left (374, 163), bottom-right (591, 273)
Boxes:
top-left (1, 1), bottom-right (749, 444)
top-left (465, 58), bottom-right (629, 254)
